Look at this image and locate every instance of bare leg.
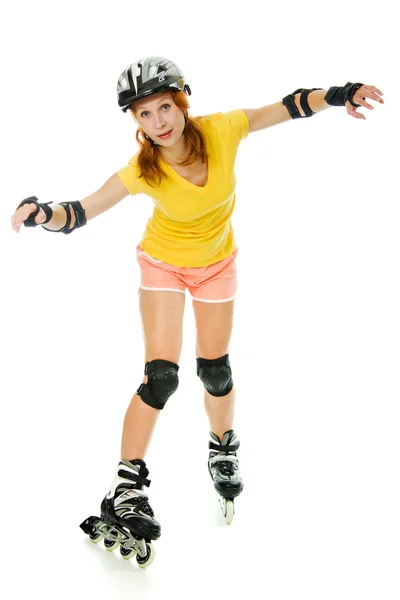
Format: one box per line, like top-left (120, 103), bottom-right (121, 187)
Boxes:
top-left (121, 378), bottom-right (161, 460)
top-left (203, 386), bottom-right (236, 441)
top-left (193, 298), bottom-right (236, 438)
top-left (121, 289), bottom-right (185, 460)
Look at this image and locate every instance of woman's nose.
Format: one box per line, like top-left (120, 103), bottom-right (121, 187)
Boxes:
top-left (154, 114), bottom-right (166, 128)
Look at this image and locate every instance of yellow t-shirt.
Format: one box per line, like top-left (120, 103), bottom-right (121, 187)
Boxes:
top-left (117, 109), bottom-right (249, 267)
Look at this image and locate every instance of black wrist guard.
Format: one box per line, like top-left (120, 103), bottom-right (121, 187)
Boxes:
top-left (282, 88), bottom-right (323, 119)
top-left (42, 201), bottom-right (87, 234)
top-left (18, 197), bottom-right (86, 234)
top-left (324, 81), bottom-right (364, 107)
top-left (17, 196), bottom-right (53, 227)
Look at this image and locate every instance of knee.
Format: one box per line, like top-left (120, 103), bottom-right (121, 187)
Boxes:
top-left (137, 359), bottom-right (179, 410)
top-left (196, 354), bottom-right (233, 397)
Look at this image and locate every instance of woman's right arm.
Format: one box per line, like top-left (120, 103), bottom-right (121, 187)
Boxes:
top-left (11, 172), bottom-right (129, 233)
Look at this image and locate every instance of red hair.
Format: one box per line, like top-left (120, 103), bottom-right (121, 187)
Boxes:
top-left (130, 90), bottom-right (208, 187)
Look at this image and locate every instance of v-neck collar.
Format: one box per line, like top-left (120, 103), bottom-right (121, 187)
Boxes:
top-left (160, 154), bottom-right (212, 191)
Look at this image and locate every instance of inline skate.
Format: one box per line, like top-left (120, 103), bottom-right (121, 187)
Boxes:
top-left (80, 459), bottom-right (160, 568)
top-left (208, 429), bottom-right (243, 524)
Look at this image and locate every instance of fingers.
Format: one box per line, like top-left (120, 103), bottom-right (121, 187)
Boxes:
top-left (345, 83), bottom-right (384, 120)
top-left (365, 85), bottom-right (384, 100)
top-left (11, 202), bottom-right (42, 233)
top-left (359, 85), bottom-right (385, 106)
top-left (359, 98), bottom-right (375, 110)
top-left (370, 89), bottom-right (384, 103)
top-left (346, 103), bottom-right (366, 120)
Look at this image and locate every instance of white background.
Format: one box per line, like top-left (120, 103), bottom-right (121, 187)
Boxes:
top-left (1, 1), bottom-right (399, 598)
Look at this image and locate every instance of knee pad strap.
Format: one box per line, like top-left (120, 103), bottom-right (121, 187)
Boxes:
top-left (196, 354), bottom-right (233, 397)
top-left (137, 359), bottom-right (179, 410)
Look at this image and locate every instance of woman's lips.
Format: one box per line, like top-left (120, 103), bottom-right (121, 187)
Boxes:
top-left (158, 129), bottom-right (172, 139)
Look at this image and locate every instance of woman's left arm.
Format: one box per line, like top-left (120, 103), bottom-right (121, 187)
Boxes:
top-left (243, 83), bottom-right (384, 133)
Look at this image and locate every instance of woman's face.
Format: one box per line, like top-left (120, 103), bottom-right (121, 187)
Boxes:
top-left (132, 91), bottom-right (185, 146)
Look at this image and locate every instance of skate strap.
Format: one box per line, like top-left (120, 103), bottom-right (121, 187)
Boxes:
top-left (209, 441), bottom-right (240, 453)
top-left (118, 468), bottom-right (151, 488)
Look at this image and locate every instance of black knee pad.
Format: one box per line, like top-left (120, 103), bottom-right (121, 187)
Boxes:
top-left (137, 359), bottom-right (179, 410)
top-left (196, 354), bottom-right (233, 397)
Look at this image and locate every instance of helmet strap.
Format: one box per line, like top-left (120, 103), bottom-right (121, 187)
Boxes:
top-left (144, 132), bottom-right (160, 147)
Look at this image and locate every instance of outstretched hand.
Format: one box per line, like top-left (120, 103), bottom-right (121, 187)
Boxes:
top-left (11, 202), bottom-right (46, 233)
top-left (346, 85), bottom-right (384, 119)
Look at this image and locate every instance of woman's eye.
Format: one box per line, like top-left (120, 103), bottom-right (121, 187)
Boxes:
top-left (140, 104), bottom-right (169, 117)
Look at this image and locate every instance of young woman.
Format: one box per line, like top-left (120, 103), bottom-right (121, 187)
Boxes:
top-left (11, 57), bottom-right (384, 567)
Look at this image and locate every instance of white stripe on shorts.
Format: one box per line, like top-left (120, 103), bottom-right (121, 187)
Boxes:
top-left (136, 251), bottom-right (163, 263)
top-left (140, 285), bottom-right (185, 294)
top-left (191, 294), bottom-right (236, 303)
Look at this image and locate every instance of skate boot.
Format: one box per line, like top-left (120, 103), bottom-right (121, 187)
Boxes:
top-left (208, 429), bottom-right (243, 524)
top-left (80, 459), bottom-right (160, 568)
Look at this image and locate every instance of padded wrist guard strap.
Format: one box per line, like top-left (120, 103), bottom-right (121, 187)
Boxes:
top-left (282, 88), bottom-right (322, 119)
top-left (42, 201), bottom-right (87, 234)
top-left (324, 81), bottom-right (364, 107)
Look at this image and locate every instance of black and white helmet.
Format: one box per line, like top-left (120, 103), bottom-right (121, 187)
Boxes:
top-left (117, 56), bottom-right (191, 112)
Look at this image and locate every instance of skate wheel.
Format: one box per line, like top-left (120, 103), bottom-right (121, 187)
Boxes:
top-left (224, 500), bottom-right (234, 525)
top-left (120, 546), bottom-right (137, 560)
top-left (218, 495), bottom-right (235, 524)
top-left (136, 542), bottom-right (155, 568)
top-left (89, 531), bottom-right (104, 544)
top-left (104, 538), bottom-right (120, 552)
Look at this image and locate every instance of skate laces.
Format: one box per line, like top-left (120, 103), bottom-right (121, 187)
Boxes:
top-left (209, 454), bottom-right (238, 475)
top-left (209, 431), bottom-right (240, 476)
top-left (135, 495), bottom-right (154, 517)
top-left (115, 486), bottom-right (154, 517)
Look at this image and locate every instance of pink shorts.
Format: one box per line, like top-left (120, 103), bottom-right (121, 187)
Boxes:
top-left (136, 245), bottom-right (238, 303)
